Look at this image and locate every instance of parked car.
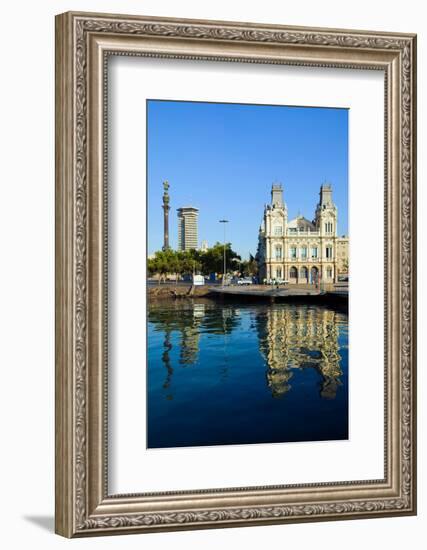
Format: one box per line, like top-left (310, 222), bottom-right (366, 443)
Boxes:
top-left (266, 278), bottom-right (288, 285)
top-left (237, 277), bottom-right (253, 285)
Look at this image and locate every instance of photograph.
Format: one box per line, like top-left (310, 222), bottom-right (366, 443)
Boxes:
top-left (146, 100), bottom-right (350, 448)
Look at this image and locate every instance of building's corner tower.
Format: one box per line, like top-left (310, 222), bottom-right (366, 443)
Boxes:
top-left (271, 183), bottom-right (284, 208)
top-left (259, 182), bottom-right (288, 282)
top-left (314, 183), bottom-right (338, 283)
top-left (270, 183), bottom-right (288, 225)
top-left (314, 184), bottom-right (337, 236)
top-left (162, 180), bottom-right (171, 250)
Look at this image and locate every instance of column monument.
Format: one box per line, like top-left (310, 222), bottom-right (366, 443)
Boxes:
top-left (162, 180), bottom-right (170, 250)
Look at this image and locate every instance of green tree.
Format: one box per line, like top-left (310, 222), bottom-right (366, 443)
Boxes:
top-left (147, 256), bottom-right (158, 278)
top-left (235, 254), bottom-right (258, 277)
top-left (148, 249), bottom-right (178, 284)
top-left (176, 250), bottom-right (201, 278)
top-left (200, 242), bottom-right (240, 276)
top-left (148, 244), bottom-right (240, 282)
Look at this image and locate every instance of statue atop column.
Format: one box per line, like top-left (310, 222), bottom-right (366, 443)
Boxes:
top-left (162, 180), bottom-right (170, 250)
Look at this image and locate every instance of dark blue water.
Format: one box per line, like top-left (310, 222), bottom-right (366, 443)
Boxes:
top-left (147, 299), bottom-right (348, 448)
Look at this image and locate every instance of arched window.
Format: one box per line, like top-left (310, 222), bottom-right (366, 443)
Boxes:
top-left (300, 266), bottom-right (308, 279)
top-left (310, 266), bottom-right (319, 285)
top-left (290, 266), bottom-right (298, 279)
top-left (274, 225), bottom-right (283, 236)
top-left (275, 245), bottom-right (282, 260)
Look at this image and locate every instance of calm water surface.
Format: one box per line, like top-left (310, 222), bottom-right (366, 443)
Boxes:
top-left (147, 299), bottom-right (348, 448)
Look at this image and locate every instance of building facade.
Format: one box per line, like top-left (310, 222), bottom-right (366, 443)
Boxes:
top-left (177, 206), bottom-right (199, 251)
top-left (336, 237), bottom-right (349, 274)
top-left (257, 183), bottom-right (348, 284)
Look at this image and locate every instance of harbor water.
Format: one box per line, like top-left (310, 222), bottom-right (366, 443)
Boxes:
top-left (147, 299), bottom-right (348, 449)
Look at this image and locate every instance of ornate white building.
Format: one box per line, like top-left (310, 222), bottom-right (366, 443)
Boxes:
top-left (257, 183), bottom-right (348, 284)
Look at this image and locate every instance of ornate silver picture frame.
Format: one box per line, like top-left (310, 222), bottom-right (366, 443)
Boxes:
top-left (55, 11), bottom-right (417, 537)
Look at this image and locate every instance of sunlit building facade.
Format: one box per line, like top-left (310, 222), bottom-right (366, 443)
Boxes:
top-left (336, 237), bottom-right (349, 274)
top-left (257, 183), bottom-right (348, 284)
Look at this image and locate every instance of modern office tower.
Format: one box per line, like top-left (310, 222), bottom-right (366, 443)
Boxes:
top-left (177, 206), bottom-right (199, 251)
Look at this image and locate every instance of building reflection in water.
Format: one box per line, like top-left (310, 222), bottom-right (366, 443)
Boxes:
top-left (179, 302), bottom-right (205, 365)
top-left (148, 300), bottom-right (345, 401)
top-left (149, 300), bottom-right (241, 397)
top-left (256, 306), bottom-right (344, 399)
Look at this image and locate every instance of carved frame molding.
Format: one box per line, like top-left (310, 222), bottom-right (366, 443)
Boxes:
top-left (55, 11), bottom-right (416, 537)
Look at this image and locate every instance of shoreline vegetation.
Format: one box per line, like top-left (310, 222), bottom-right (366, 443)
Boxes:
top-left (147, 244), bottom-right (258, 283)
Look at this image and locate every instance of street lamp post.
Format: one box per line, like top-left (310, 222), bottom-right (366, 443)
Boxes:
top-left (219, 220), bottom-right (229, 287)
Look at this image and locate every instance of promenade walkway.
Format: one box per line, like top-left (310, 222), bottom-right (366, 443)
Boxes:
top-left (208, 284), bottom-right (348, 303)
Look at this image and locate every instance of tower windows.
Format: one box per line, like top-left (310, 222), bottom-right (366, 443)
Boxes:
top-left (324, 221), bottom-right (334, 234)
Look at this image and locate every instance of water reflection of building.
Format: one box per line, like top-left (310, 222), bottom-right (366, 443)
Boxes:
top-left (149, 301), bottom-right (345, 403)
top-left (257, 305), bottom-right (343, 399)
top-left (148, 303), bottom-right (204, 397)
top-left (176, 303), bottom-right (204, 365)
top-left (149, 301), bottom-right (241, 398)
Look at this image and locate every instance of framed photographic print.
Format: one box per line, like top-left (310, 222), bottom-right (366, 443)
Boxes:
top-left (55, 11), bottom-right (417, 537)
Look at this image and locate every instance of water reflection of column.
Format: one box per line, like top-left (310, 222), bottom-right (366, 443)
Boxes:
top-left (161, 329), bottom-right (173, 390)
top-left (257, 306), bottom-right (343, 399)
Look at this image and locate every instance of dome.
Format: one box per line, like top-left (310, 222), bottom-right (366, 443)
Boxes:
top-left (287, 216), bottom-right (316, 231)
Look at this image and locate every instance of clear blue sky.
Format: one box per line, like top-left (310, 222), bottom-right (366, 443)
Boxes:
top-left (147, 100), bottom-right (348, 259)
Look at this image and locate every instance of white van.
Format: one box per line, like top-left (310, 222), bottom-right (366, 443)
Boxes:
top-left (192, 274), bottom-right (205, 286)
